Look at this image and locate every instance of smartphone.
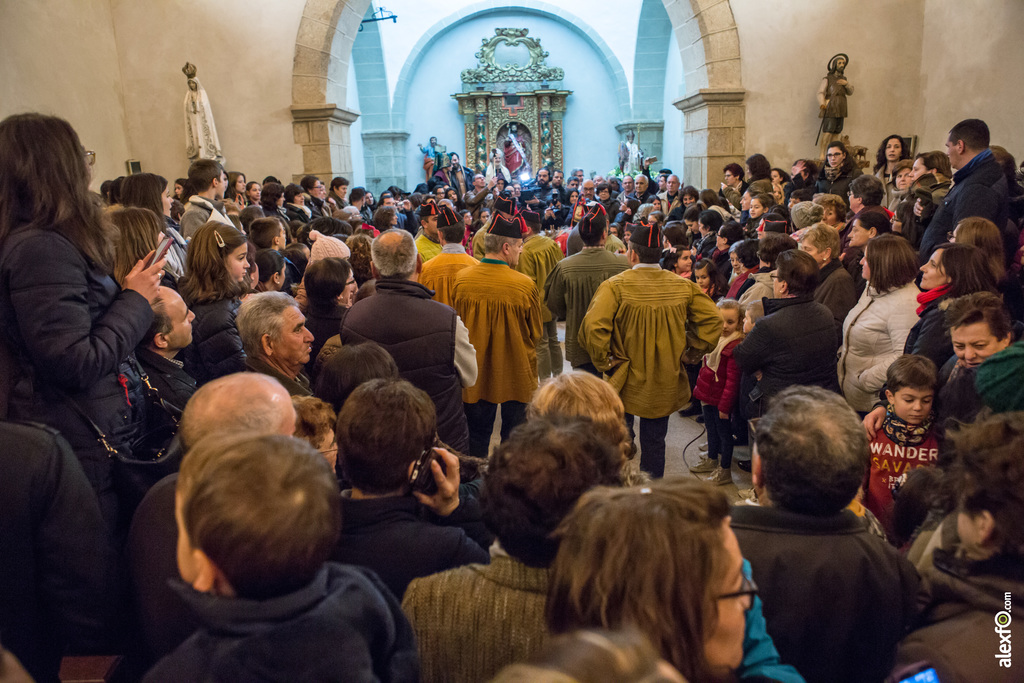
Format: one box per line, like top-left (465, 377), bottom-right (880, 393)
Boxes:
top-left (146, 234), bottom-right (174, 267)
top-left (899, 667), bottom-right (939, 683)
top-left (409, 446), bottom-right (443, 495)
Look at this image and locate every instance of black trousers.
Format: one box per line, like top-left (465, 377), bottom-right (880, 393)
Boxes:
top-left (464, 400), bottom-right (527, 458)
top-left (624, 413), bottom-right (670, 478)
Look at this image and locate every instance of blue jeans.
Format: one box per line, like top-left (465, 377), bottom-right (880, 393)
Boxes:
top-left (625, 413), bottom-right (670, 478)
top-left (703, 404), bottom-right (735, 469)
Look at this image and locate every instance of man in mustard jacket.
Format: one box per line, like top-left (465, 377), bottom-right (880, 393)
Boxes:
top-left (453, 214), bottom-right (542, 458)
top-left (580, 222), bottom-right (722, 477)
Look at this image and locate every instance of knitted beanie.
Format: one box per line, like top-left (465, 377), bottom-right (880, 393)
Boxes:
top-left (975, 341), bottom-right (1024, 413)
top-left (309, 230), bottom-right (351, 263)
top-left (792, 201), bottom-right (824, 230)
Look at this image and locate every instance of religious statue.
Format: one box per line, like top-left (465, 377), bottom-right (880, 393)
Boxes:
top-left (485, 148), bottom-right (511, 185)
top-left (618, 129), bottom-right (643, 176)
top-left (816, 53), bottom-right (853, 161)
top-left (500, 123), bottom-right (532, 179)
top-left (182, 62), bottom-right (224, 164)
top-left (418, 136), bottom-right (447, 182)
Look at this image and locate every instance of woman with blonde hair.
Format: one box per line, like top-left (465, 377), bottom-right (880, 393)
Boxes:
top-left (529, 371), bottom-right (632, 466)
top-left (547, 478), bottom-right (792, 683)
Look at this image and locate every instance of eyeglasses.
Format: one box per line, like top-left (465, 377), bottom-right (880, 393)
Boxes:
top-left (826, 152), bottom-right (843, 158)
top-left (717, 573), bottom-right (758, 612)
top-left (769, 273), bottom-right (779, 280)
top-left (946, 231), bottom-right (956, 243)
top-left (84, 150), bottom-right (96, 167)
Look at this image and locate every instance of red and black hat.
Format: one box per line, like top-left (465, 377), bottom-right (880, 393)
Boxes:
top-left (493, 193), bottom-right (516, 216)
top-left (628, 220), bottom-right (661, 249)
top-left (437, 204), bottom-right (462, 228)
top-left (520, 210), bottom-right (542, 232)
top-left (578, 203), bottom-right (608, 240)
top-left (419, 198), bottom-right (440, 216)
top-left (487, 214), bottom-right (524, 238)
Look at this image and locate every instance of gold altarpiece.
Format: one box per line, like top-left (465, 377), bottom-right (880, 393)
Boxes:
top-left (452, 29), bottom-right (571, 178)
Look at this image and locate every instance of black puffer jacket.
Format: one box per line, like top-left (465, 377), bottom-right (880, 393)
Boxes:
top-left (0, 421), bottom-right (118, 683)
top-left (815, 157), bottom-right (863, 207)
top-left (733, 295), bottom-right (840, 398)
top-left (0, 227), bottom-right (153, 497)
top-left (903, 293), bottom-right (951, 370)
top-left (179, 298), bottom-right (245, 385)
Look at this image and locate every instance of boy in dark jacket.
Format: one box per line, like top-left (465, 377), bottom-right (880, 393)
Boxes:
top-left (144, 433), bottom-right (418, 682)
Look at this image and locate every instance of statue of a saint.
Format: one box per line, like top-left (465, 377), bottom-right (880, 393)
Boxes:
top-left (485, 148), bottom-right (511, 185)
top-left (418, 136), bottom-right (446, 182)
top-left (816, 53), bottom-right (853, 160)
top-left (502, 123), bottom-right (531, 179)
top-left (618, 129), bottom-right (643, 176)
top-left (182, 62), bottom-right (224, 164)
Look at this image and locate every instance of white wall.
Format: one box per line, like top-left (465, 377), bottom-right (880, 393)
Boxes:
top-left (378, 0), bottom-right (642, 102)
top-left (661, 28), bottom-right (685, 175)
top-left (109, 0), bottom-right (306, 184)
top-left (731, 0), bottom-right (925, 167)
top-left (347, 59), bottom-right (366, 188)
top-left (0, 0), bottom-right (132, 189)
top-left (919, 0), bottom-right (1024, 155)
top-left (400, 10), bottom-right (623, 182)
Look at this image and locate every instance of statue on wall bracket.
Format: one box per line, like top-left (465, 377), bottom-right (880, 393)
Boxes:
top-left (418, 136), bottom-right (447, 182)
top-left (618, 129), bottom-right (644, 176)
top-left (182, 62), bottom-right (224, 164)
top-left (816, 53), bottom-right (853, 161)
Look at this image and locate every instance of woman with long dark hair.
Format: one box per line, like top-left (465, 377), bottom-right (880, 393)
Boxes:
top-left (178, 222), bottom-right (250, 384)
top-left (873, 134), bottom-right (911, 206)
top-left (0, 113), bottom-right (164, 525)
top-left (816, 141), bottom-right (863, 207)
top-left (120, 172), bottom-right (188, 279)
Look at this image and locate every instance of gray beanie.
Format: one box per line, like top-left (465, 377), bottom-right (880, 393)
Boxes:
top-left (792, 201), bottom-right (824, 230)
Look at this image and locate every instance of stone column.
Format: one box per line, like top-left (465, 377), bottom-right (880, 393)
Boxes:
top-left (674, 88), bottom-right (746, 189)
top-left (290, 103), bottom-right (360, 182)
top-left (360, 129), bottom-right (410, 195)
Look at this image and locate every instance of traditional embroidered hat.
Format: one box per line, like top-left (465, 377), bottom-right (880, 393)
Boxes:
top-left (487, 214), bottom-right (524, 239)
top-left (628, 221), bottom-right (661, 249)
top-left (437, 204), bottom-right (462, 228)
top-left (578, 203), bottom-right (608, 241)
top-left (419, 198), bottom-right (440, 216)
top-left (520, 210), bottom-right (542, 232)
top-left (493, 193), bottom-right (516, 216)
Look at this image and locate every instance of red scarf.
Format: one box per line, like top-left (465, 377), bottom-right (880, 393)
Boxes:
top-left (916, 284), bottom-right (949, 315)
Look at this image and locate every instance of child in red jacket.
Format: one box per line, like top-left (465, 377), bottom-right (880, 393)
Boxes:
top-left (865, 354), bottom-right (939, 541)
top-left (690, 299), bottom-right (744, 485)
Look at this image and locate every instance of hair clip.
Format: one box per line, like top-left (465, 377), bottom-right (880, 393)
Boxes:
top-left (639, 487), bottom-right (652, 494)
top-left (214, 230), bottom-right (225, 248)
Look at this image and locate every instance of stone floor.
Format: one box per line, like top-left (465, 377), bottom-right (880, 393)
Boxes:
top-left (488, 323), bottom-right (754, 503)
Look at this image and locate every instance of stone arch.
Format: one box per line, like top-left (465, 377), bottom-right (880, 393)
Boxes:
top-left (662, 0), bottom-right (745, 186)
top-left (389, 0), bottom-right (632, 131)
top-left (292, 0), bottom-right (745, 184)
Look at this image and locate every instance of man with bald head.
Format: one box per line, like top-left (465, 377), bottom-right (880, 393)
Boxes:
top-left (340, 228), bottom-right (476, 454)
top-left (125, 373), bottom-right (296, 669)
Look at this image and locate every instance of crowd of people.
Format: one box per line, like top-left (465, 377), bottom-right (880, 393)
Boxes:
top-left (1, 110), bottom-right (1023, 683)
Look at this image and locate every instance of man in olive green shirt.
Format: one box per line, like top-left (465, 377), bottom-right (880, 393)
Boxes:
top-left (545, 205), bottom-right (628, 374)
top-left (517, 210), bottom-right (565, 379)
top-left (580, 222), bottom-right (722, 477)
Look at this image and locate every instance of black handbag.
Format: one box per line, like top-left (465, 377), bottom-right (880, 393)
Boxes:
top-left (64, 361), bottom-right (183, 514)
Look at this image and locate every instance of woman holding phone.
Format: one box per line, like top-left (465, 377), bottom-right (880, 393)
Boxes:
top-left (0, 113), bottom-right (164, 528)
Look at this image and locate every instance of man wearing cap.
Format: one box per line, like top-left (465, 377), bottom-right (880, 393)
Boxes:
top-left (340, 229), bottom-right (477, 453)
top-left (472, 192), bottom-right (517, 261)
top-left (546, 205), bottom-right (628, 376)
top-left (516, 210), bottom-right (565, 379)
top-left (580, 222), bottom-right (722, 477)
top-left (453, 215), bottom-right (542, 458)
top-left (420, 205), bottom-right (479, 308)
top-left (414, 198), bottom-right (443, 262)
